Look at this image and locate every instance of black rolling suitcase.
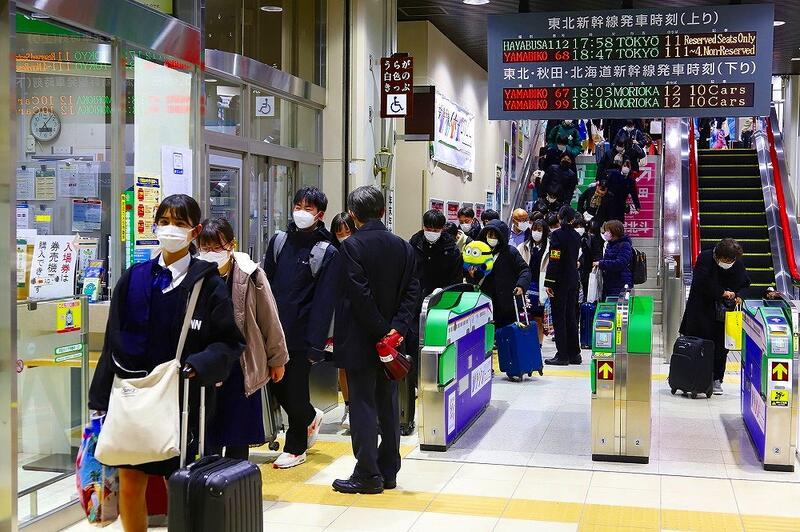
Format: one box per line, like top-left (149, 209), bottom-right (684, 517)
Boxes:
top-left (668, 336), bottom-right (715, 399)
top-left (168, 379), bottom-right (263, 532)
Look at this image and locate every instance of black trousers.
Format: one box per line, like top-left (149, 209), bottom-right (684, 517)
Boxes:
top-left (552, 286), bottom-right (580, 361)
top-left (712, 322), bottom-right (728, 382)
top-left (270, 352), bottom-right (316, 455)
top-left (346, 361), bottom-right (401, 482)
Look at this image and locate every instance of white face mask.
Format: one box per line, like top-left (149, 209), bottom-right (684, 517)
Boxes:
top-left (337, 235), bottom-right (349, 243)
top-left (625, 126), bottom-right (634, 132)
top-left (460, 223), bottom-right (472, 232)
top-left (602, 231), bottom-right (613, 242)
top-left (157, 225), bottom-right (192, 253)
top-left (517, 221), bottom-right (531, 232)
top-left (564, 120), bottom-right (573, 126)
top-left (198, 249), bottom-right (231, 269)
top-left (424, 230), bottom-right (441, 243)
top-left (717, 259), bottom-right (734, 270)
top-left (293, 210), bottom-right (317, 229)
top-left (557, 144), bottom-right (566, 152)
top-left (546, 195), bottom-right (557, 203)
top-left (621, 167), bottom-right (630, 176)
top-left (616, 146), bottom-right (625, 153)
top-left (576, 227), bottom-right (586, 236)
top-left (531, 230), bottom-right (543, 242)
top-left (486, 238), bottom-right (499, 248)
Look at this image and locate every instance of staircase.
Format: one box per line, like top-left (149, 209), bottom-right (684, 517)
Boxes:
top-left (696, 148), bottom-right (774, 298)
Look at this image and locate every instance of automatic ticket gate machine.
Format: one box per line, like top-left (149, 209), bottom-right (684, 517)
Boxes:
top-left (591, 287), bottom-right (655, 463)
top-left (419, 285), bottom-right (494, 451)
top-left (741, 298), bottom-right (799, 471)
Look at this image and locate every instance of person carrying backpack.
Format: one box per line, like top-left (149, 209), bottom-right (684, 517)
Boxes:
top-left (593, 220), bottom-right (633, 300)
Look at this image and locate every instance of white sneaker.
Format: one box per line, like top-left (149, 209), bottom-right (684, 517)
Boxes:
top-left (341, 405), bottom-right (350, 430)
top-left (273, 452), bottom-right (306, 469)
top-left (713, 380), bottom-right (723, 395)
top-left (307, 408), bottom-right (324, 449)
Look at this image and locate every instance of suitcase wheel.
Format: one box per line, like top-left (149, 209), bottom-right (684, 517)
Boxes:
top-left (268, 441), bottom-right (280, 451)
top-left (528, 372), bottom-right (533, 377)
top-left (670, 388), bottom-right (677, 395)
top-left (706, 387), bottom-right (714, 399)
top-left (690, 392), bottom-right (698, 399)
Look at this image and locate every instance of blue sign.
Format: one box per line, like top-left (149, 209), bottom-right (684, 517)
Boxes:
top-left (597, 311), bottom-right (614, 320)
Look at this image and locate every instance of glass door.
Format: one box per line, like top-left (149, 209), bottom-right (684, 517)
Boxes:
top-left (265, 158), bottom-right (297, 238)
top-left (208, 151), bottom-right (243, 239)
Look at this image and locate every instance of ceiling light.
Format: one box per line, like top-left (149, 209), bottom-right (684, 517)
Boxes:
top-left (206, 78), bottom-right (218, 83)
top-left (463, 0), bottom-right (490, 4)
top-left (774, 20), bottom-right (786, 27)
top-left (260, 5), bottom-right (283, 12)
top-left (792, 57), bottom-right (800, 61)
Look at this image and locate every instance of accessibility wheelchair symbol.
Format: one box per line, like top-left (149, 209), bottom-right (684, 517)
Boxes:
top-left (385, 94), bottom-right (407, 116)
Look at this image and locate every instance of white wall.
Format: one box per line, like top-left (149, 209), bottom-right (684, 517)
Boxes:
top-left (395, 21), bottom-right (524, 239)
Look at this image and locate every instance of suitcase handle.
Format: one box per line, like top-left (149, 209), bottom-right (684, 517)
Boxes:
top-left (513, 293), bottom-right (531, 326)
top-left (179, 375), bottom-right (206, 469)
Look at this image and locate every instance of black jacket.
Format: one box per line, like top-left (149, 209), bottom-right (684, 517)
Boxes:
top-left (88, 258), bottom-right (245, 411)
top-left (577, 184), bottom-right (615, 227)
top-left (544, 222), bottom-right (581, 291)
top-left (578, 232), bottom-right (603, 280)
top-left (540, 163), bottom-right (578, 205)
top-left (468, 220), bottom-right (531, 328)
top-left (599, 144), bottom-right (645, 176)
top-left (605, 169), bottom-right (641, 222)
top-left (680, 249), bottom-right (751, 340)
top-left (464, 219), bottom-right (482, 240)
top-left (334, 220), bottom-right (420, 370)
top-left (264, 222), bottom-right (340, 358)
top-left (409, 230), bottom-right (463, 298)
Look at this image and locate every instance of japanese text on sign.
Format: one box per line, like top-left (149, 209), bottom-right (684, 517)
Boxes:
top-left (380, 54), bottom-right (414, 118)
top-left (30, 235), bottom-right (78, 299)
top-left (487, 4), bottom-right (773, 119)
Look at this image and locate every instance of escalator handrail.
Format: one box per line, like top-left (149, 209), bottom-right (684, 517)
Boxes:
top-left (688, 120), bottom-right (701, 266)
top-left (765, 115), bottom-right (800, 283)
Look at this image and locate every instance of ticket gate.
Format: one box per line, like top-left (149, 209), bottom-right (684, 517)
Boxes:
top-left (591, 287), bottom-right (655, 463)
top-left (741, 298), bottom-right (799, 471)
top-left (419, 285), bottom-right (494, 451)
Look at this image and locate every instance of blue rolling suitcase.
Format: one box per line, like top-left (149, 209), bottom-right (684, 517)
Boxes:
top-left (580, 302), bottom-right (596, 349)
top-left (496, 296), bottom-right (543, 381)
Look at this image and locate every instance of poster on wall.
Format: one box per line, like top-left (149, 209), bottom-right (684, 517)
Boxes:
top-left (503, 142), bottom-right (511, 205)
top-left (161, 146), bottom-right (193, 197)
top-left (133, 0), bottom-right (173, 15)
top-left (485, 192), bottom-right (495, 213)
top-left (133, 175), bottom-right (161, 263)
top-left (461, 202), bottom-right (474, 211)
top-left (71, 199), bottom-right (102, 232)
top-left (432, 92), bottom-right (475, 173)
top-left (474, 203), bottom-right (486, 220)
top-left (494, 165), bottom-right (502, 211)
top-left (517, 123), bottom-right (525, 157)
top-left (572, 159), bottom-right (598, 210)
top-left (510, 140), bottom-right (517, 182)
top-left (29, 235), bottom-right (78, 300)
top-left (16, 166), bottom-right (35, 200)
top-left (625, 160), bottom-right (657, 238)
top-left (429, 198), bottom-right (445, 212)
top-left (446, 201), bottom-right (460, 222)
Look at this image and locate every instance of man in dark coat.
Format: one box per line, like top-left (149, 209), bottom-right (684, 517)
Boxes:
top-left (457, 206), bottom-right (482, 240)
top-left (264, 186), bottom-right (340, 469)
top-left (605, 162), bottom-right (641, 223)
top-left (599, 138), bottom-right (645, 177)
top-left (540, 153), bottom-right (578, 206)
top-left (467, 219), bottom-right (531, 328)
top-left (544, 206), bottom-right (582, 365)
top-left (405, 209), bottom-right (463, 434)
top-left (680, 239), bottom-right (750, 394)
top-left (577, 179), bottom-right (615, 231)
top-left (333, 186), bottom-right (420, 494)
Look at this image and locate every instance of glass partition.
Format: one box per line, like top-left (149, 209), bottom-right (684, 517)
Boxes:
top-left (250, 88), bottom-right (320, 153)
top-left (204, 76), bottom-right (242, 136)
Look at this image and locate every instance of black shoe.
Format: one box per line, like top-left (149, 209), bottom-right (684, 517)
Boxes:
top-left (384, 478), bottom-right (397, 490)
top-left (569, 356), bottom-right (582, 365)
top-left (400, 422), bottom-right (415, 436)
top-left (332, 476), bottom-right (384, 495)
top-left (545, 357), bottom-right (569, 366)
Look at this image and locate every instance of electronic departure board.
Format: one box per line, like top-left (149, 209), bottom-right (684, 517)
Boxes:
top-left (487, 4), bottom-right (773, 119)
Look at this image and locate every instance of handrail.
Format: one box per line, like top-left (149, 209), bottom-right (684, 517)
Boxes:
top-left (765, 115), bottom-right (800, 282)
top-left (687, 121), bottom-right (701, 266)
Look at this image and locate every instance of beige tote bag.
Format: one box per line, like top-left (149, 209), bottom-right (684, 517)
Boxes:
top-left (95, 278), bottom-right (204, 466)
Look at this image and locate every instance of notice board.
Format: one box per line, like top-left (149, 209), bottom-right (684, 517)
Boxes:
top-left (488, 4), bottom-right (774, 119)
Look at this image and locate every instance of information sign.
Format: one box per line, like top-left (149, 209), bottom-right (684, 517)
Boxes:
top-left (380, 54), bottom-right (413, 118)
top-left (488, 4), bottom-right (773, 119)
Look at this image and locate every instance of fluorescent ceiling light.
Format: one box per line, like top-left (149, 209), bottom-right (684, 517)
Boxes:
top-left (206, 78), bottom-right (218, 82)
top-left (261, 5), bottom-right (283, 12)
top-left (774, 20), bottom-right (786, 27)
top-left (463, 0), bottom-right (490, 4)
top-left (792, 57), bottom-right (800, 61)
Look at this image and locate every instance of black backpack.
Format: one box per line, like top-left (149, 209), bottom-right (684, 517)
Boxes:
top-left (631, 248), bottom-right (647, 285)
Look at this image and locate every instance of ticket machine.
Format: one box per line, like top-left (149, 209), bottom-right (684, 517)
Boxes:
top-left (741, 299), bottom-right (799, 471)
top-left (418, 285), bottom-right (494, 451)
top-left (591, 287), bottom-right (655, 463)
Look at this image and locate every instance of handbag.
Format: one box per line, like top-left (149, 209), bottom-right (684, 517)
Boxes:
top-left (715, 298), bottom-right (735, 323)
top-left (587, 266), bottom-right (602, 304)
top-left (724, 304), bottom-right (743, 350)
top-left (94, 278), bottom-right (204, 466)
top-left (76, 416), bottom-right (119, 525)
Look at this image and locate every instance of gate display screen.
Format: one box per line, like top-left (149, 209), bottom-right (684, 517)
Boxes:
top-left (488, 5), bottom-right (773, 119)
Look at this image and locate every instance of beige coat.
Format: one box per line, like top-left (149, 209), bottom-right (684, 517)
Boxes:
top-left (231, 252), bottom-right (289, 396)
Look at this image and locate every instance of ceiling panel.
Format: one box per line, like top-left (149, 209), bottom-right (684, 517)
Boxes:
top-left (397, 1), bottom-right (800, 74)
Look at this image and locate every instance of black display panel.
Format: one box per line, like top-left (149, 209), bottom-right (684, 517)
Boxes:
top-left (488, 5), bottom-right (773, 119)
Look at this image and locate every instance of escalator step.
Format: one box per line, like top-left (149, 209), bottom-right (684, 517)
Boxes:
top-left (699, 213), bottom-right (767, 225)
top-left (742, 257), bottom-right (774, 270)
top-left (698, 164), bottom-right (760, 176)
top-left (697, 176), bottom-right (761, 188)
top-left (699, 188), bottom-right (763, 201)
top-left (698, 154), bottom-right (758, 165)
top-left (701, 238), bottom-right (772, 254)
top-left (700, 226), bottom-right (770, 239)
top-left (699, 200), bottom-right (765, 213)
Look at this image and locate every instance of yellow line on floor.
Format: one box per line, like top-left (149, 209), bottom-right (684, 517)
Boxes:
top-left (258, 441), bottom-right (800, 532)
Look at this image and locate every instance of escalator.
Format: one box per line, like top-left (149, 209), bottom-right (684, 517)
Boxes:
top-left (696, 148), bottom-right (775, 297)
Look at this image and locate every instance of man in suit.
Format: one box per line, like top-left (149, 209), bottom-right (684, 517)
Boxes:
top-left (543, 206), bottom-right (582, 366)
top-left (332, 186), bottom-right (420, 494)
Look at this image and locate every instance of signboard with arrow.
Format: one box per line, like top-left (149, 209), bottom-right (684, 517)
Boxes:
top-left (597, 360), bottom-right (614, 381)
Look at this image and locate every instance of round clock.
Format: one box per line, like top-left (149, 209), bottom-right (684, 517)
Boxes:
top-left (30, 109), bottom-right (61, 143)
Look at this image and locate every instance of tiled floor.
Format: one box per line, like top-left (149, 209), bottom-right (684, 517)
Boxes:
top-left (62, 329), bottom-right (800, 530)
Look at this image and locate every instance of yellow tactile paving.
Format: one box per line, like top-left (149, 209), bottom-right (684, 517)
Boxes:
top-left (580, 504), bottom-right (660, 529)
top-left (426, 493), bottom-right (509, 517)
top-left (741, 514), bottom-right (800, 531)
top-left (502, 499), bottom-right (583, 523)
top-left (661, 508), bottom-right (743, 532)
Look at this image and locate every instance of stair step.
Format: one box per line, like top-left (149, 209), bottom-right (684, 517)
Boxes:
top-left (699, 213), bottom-right (767, 225)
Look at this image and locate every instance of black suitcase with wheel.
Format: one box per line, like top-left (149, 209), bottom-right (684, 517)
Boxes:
top-left (262, 384), bottom-right (283, 451)
top-left (668, 336), bottom-right (715, 399)
top-left (168, 380), bottom-right (263, 532)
